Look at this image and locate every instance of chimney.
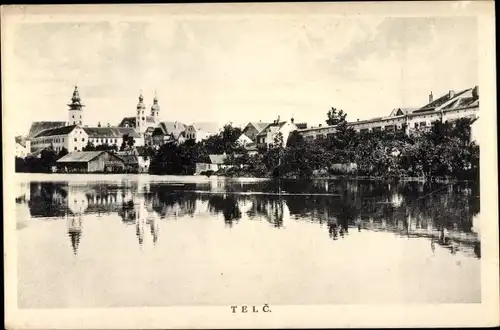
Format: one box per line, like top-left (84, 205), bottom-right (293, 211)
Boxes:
top-left (472, 86), bottom-right (479, 99)
top-left (98, 122), bottom-right (101, 128)
top-left (291, 117), bottom-right (295, 123)
top-left (319, 124), bottom-right (322, 127)
top-left (357, 119), bottom-right (359, 122)
top-left (448, 90), bottom-right (455, 99)
top-left (429, 91), bottom-right (433, 103)
top-left (107, 123), bottom-right (110, 127)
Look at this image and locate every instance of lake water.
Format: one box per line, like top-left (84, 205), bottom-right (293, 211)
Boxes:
top-left (14, 174), bottom-right (481, 308)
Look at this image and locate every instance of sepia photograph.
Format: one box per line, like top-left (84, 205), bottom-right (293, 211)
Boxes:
top-left (2, 2), bottom-right (498, 329)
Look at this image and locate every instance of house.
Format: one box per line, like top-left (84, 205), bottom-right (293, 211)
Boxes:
top-left (185, 122), bottom-right (220, 143)
top-left (255, 117), bottom-right (298, 149)
top-left (242, 122), bottom-right (272, 142)
top-left (56, 150), bottom-right (126, 173)
top-left (237, 133), bottom-right (254, 147)
top-left (15, 136), bottom-right (28, 158)
top-left (151, 121), bottom-right (187, 147)
top-left (30, 125), bottom-right (89, 153)
top-left (83, 127), bottom-right (143, 148)
top-left (135, 147), bottom-right (152, 172)
top-left (195, 154), bottom-right (230, 174)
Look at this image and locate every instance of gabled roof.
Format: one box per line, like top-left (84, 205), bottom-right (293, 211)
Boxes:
top-left (34, 125), bottom-right (78, 138)
top-left (118, 117), bottom-right (136, 127)
top-left (389, 107), bottom-right (418, 117)
top-left (416, 88), bottom-right (470, 112)
top-left (245, 122), bottom-right (272, 133)
top-left (57, 151), bottom-right (113, 163)
top-left (26, 149), bottom-right (44, 159)
top-left (118, 116), bottom-right (156, 127)
top-left (15, 135), bottom-right (27, 147)
top-left (28, 121), bottom-right (66, 139)
top-left (83, 127), bottom-right (141, 138)
top-left (158, 121), bottom-right (186, 134)
top-left (256, 121), bottom-right (288, 136)
top-left (208, 154), bottom-right (227, 165)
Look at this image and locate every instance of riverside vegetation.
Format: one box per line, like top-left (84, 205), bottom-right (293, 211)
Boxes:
top-left (16, 108), bottom-right (479, 182)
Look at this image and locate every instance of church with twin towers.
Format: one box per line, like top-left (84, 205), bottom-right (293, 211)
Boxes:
top-left (26, 86), bottom-right (194, 154)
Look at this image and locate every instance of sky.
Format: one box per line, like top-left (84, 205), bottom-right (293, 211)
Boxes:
top-left (4, 12), bottom-right (478, 136)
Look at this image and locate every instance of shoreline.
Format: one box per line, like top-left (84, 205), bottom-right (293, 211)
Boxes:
top-left (14, 172), bottom-right (478, 184)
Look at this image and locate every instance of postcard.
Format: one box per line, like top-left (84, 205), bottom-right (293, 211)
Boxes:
top-left (2, 2), bottom-right (498, 329)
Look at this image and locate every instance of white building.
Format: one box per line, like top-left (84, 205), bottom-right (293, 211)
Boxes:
top-left (30, 125), bottom-right (89, 153)
top-left (185, 122), bottom-right (221, 143)
top-left (298, 86), bottom-right (479, 142)
top-left (15, 136), bottom-right (27, 158)
top-left (83, 127), bottom-right (144, 148)
top-left (256, 117), bottom-right (298, 149)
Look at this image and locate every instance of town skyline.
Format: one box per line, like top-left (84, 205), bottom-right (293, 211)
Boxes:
top-left (5, 15), bottom-right (478, 136)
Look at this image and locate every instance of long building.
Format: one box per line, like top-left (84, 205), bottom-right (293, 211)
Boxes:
top-left (298, 86), bottom-right (479, 142)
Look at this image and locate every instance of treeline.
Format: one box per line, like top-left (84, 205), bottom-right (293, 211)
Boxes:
top-left (15, 147), bottom-right (69, 173)
top-left (147, 116), bottom-right (478, 181)
top-left (16, 115), bottom-right (479, 181)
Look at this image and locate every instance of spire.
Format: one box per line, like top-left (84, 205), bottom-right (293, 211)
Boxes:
top-left (137, 91), bottom-right (145, 110)
top-left (68, 85), bottom-right (85, 110)
top-left (151, 91), bottom-right (160, 115)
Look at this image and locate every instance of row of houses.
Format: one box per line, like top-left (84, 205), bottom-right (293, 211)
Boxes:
top-left (15, 86), bottom-right (480, 161)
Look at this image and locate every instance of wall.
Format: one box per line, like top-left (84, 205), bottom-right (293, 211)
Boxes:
top-left (242, 124), bottom-right (260, 141)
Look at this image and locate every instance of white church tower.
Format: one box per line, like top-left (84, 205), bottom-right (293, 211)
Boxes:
top-left (136, 92), bottom-right (147, 134)
top-left (68, 86), bottom-right (84, 126)
top-left (151, 92), bottom-right (160, 125)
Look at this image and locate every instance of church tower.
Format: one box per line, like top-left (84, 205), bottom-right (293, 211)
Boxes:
top-left (136, 92), bottom-right (146, 134)
top-left (68, 86), bottom-right (85, 126)
top-left (151, 92), bottom-right (160, 125)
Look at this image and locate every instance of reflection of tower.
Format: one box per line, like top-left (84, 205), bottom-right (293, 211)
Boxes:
top-left (146, 200), bottom-right (159, 245)
top-left (68, 216), bottom-right (82, 255)
top-left (135, 195), bottom-right (148, 247)
top-left (67, 184), bottom-right (89, 215)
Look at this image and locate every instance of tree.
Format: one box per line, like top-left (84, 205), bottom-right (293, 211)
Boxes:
top-left (83, 141), bottom-right (96, 151)
top-left (57, 147), bottom-right (69, 159)
top-left (120, 134), bottom-right (135, 152)
top-left (40, 147), bottom-right (58, 172)
top-left (326, 107), bottom-right (347, 126)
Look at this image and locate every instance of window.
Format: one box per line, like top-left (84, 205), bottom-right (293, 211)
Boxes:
top-left (62, 138), bottom-right (64, 142)
top-left (82, 138), bottom-right (85, 142)
top-left (74, 147), bottom-right (77, 150)
top-left (74, 138), bottom-right (77, 142)
top-left (72, 115), bottom-right (74, 119)
top-left (420, 122), bottom-right (426, 127)
top-left (372, 127), bottom-right (382, 132)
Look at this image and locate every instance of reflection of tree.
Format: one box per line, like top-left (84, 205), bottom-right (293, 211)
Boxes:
top-left (147, 185), bottom-right (198, 219)
top-left (118, 200), bottom-right (136, 224)
top-left (208, 194), bottom-right (242, 227)
top-left (28, 182), bottom-right (68, 217)
top-left (246, 196), bottom-right (284, 228)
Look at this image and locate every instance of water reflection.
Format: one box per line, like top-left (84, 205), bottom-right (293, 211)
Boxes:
top-left (16, 179), bottom-right (480, 258)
